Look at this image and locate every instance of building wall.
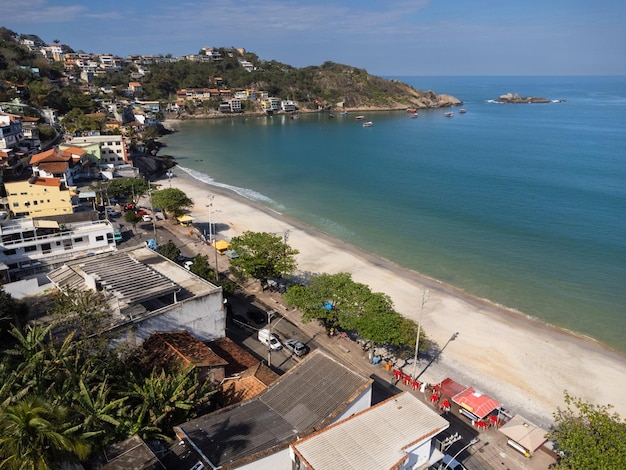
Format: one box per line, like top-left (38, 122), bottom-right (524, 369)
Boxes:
top-left (4, 180), bottom-right (74, 218)
top-left (332, 386), bottom-right (372, 424)
top-left (124, 292), bottom-right (226, 344)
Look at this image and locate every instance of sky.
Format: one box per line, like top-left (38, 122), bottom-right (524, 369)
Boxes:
top-left (3, 0), bottom-right (626, 76)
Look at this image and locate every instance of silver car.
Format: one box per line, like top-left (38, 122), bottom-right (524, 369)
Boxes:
top-left (284, 339), bottom-right (309, 357)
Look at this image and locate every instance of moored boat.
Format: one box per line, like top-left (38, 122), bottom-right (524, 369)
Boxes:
top-left (362, 121), bottom-right (373, 127)
top-left (406, 108), bottom-right (417, 114)
top-left (459, 109), bottom-right (467, 114)
top-left (355, 115), bottom-right (365, 121)
top-left (444, 111), bottom-right (454, 117)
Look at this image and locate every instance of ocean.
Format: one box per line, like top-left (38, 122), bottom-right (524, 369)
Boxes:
top-left (160, 76), bottom-right (626, 353)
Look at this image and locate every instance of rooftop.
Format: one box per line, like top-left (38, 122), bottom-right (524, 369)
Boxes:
top-left (175, 350), bottom-right (372, 468)
top-left (292, 392), bottom-right (450, 470)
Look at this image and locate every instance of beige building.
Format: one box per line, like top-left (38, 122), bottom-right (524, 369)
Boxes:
top-left (4, 176), bottom-right (76, 218)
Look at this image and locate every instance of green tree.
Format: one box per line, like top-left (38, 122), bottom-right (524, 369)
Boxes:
top-left (548, 391), bottom-right (626, 469)
top-left (188, 254), bottom-right (213, 279)
top-left (159, 240), bottom-right (181, 261)
top-left (0, 286), bottom-right (28, 339)
top-left (284, 272), bottom-right (421, 349)
top-left (228, 231), bottom-right (298, 284)
top-left (150, 187), bottom-right (193, 217)
top-left (124, 209), bottom-right (142, 234)
top-left (0, 397), bottom-right (91, 469)
top-left (120, 367), bottom-right (213, 440)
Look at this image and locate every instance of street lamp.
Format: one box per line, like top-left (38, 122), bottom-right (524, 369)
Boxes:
top-left (207, 194), bottom-right (214, 243)
top-left (442, 438), bottom-right (479, 470)
top-left (412, 290), bottom-right (428, 379)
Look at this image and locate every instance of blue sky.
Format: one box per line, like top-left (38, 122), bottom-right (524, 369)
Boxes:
top-left (3, 0), bottom-right (625, 76)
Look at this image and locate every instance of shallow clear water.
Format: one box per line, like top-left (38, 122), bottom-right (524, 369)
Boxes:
top-left (162, 76), bottom-right (626, 352)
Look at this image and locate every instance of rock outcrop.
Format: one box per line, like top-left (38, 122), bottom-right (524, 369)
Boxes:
top-left (495, 93), bottom-right (552, 103)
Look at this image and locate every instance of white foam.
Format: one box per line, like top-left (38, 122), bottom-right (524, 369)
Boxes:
top-left (178, 166), bottom-right (283, 209)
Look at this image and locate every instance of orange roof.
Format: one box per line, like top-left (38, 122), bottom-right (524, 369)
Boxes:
top-left (30, 148), bottom-right (71, 164)
top-left (30, 176), bottom-right (62, 187)
top-left (61, 146), bottom-right (87, 157)
top-left (38, 162), bottom-right (69, 173)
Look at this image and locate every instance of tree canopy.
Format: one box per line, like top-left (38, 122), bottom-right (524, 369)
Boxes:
top-left (228, 231), bottom-right (298, 284)
top-left (283, 272), bottom-right (422, 350)
top-left (548, 391), bottom-right (626, 469)
top-left (150, 187), bottom-right (193, 216)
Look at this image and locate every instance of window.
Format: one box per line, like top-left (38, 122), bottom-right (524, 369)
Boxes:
top-left (24, 245), bottom-right (37, 252)
top-left (41, 243), bottom-right (51, 254)
top-left (12, 202), bottom-right (18, 208)
top-left (96, 235), bottom-right (104, 241)
top-left (3, 249), bottom-right (16, 256)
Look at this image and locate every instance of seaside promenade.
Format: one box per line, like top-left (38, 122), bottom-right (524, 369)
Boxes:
top-left (145, 211), bottom-right (558, 470)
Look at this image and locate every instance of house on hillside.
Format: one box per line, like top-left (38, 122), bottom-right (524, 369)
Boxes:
top-left (172, 350), bottom-right (372, 469)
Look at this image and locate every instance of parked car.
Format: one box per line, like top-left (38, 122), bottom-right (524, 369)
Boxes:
top-left (183, 260), bottom-right (194, 270)
top-left (124, 203), bottom-right (136, 211)
top-left (105, 208), bottom-right (120, 217)
top-left (142, 214), bottom-right (152, 222)
top-left (113, 231), bottom-right (123, 243)
top-left (258, 329), bottom-right (282, 350)
top-left (136, 209), bottom-right (149, 217)
top-left (284, 339), bottom-right (309, 357)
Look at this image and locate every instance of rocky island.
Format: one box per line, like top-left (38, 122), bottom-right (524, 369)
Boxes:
top-left (495, 92), bottom-right (563, 103)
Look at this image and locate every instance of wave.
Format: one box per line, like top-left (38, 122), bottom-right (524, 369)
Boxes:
top-left (178, 166), bottom-right (284, 210)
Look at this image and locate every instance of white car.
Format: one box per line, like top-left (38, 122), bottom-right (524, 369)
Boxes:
top-left (258, 329), bottom-right (282, 350)
top-left (142, 214), bottom-right (152, 222)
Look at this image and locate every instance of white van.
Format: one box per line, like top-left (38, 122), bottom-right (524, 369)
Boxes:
top-left (258, 329), bottom-right (282, 350)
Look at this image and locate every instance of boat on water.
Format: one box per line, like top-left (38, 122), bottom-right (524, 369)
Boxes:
top-left (408, 112), bottom-right (418, 118)
top-left (459, 109), bottom-right (467, 114)
top-left (341, 111), bottom-right (348, 116)
top-left (355, 115), bottom-right (365, 121)
top-left (406, 108), bottom-right (417, 114)
top-left (362, 121), bottom-right (373, 127)
top-left (444, 111), bottom-right (454, 117)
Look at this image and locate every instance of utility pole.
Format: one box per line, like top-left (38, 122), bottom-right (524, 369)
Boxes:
top-left (412, 289), bottom-right (428, 379)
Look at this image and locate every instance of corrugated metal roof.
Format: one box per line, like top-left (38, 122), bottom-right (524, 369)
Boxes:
top-left (176, 350), bottom-right (372, 468)
top-left (292, 392), bottom-right (450, 470)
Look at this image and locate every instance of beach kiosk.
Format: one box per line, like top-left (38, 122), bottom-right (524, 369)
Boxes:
top-left (452, 386), bottom-right (500, 426)
top-left (499, 414), bottom-right (548, 457)
top-left (213, 239), bottom-right (230, 254)
top-left (176, 214), bottom-right (194, 227)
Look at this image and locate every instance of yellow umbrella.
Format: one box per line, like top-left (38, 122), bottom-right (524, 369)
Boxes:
top-left (213, 240), bottom-right (230, 252)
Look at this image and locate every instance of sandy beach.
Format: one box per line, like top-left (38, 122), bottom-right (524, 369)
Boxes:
top-left (165, 167), bottom-right (626, 429)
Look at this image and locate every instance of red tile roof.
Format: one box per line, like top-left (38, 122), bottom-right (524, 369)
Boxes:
top-left (142, 331), bottom-right (228, 371)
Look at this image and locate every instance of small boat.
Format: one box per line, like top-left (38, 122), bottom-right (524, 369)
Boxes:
top-left (362, 121), bottom-right (373, 127)
top-left (328, 113), bottom-right (335, 118)
top-left (459, 109), bottom-right (467, 114)
top-left (406, 108), bottom-right (417, 114)
top-left (408, 112), bottom-right (418, 118)
top-left (341, 111), bottom-right (348, 116)
top-left (444, 111), bottom-right (454, 117)
top-left (355, 115), bottom-right (365, 121)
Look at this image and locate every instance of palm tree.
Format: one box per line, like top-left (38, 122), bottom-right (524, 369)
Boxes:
top-left (0, 397), bottom-right (91, 469)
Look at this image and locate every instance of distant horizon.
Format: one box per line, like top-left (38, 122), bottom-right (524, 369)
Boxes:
top-left (3, 0), bottom-right (625, 76)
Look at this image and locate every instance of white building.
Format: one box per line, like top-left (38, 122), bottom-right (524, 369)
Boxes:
top-left (47, 246), bottom-right (225, 343)
top-left (0, 216), bottom-right (116, 284)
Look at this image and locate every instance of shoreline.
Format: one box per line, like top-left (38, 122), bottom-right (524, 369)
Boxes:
top-left (164, 167), bottom-right (626, 429)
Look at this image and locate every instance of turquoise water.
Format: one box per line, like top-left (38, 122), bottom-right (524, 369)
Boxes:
top-left (161, 76), bottom-right (626, 353)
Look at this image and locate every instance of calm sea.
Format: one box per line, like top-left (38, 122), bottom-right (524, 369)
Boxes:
top-left (161, 76), bottom-right (626, 353)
